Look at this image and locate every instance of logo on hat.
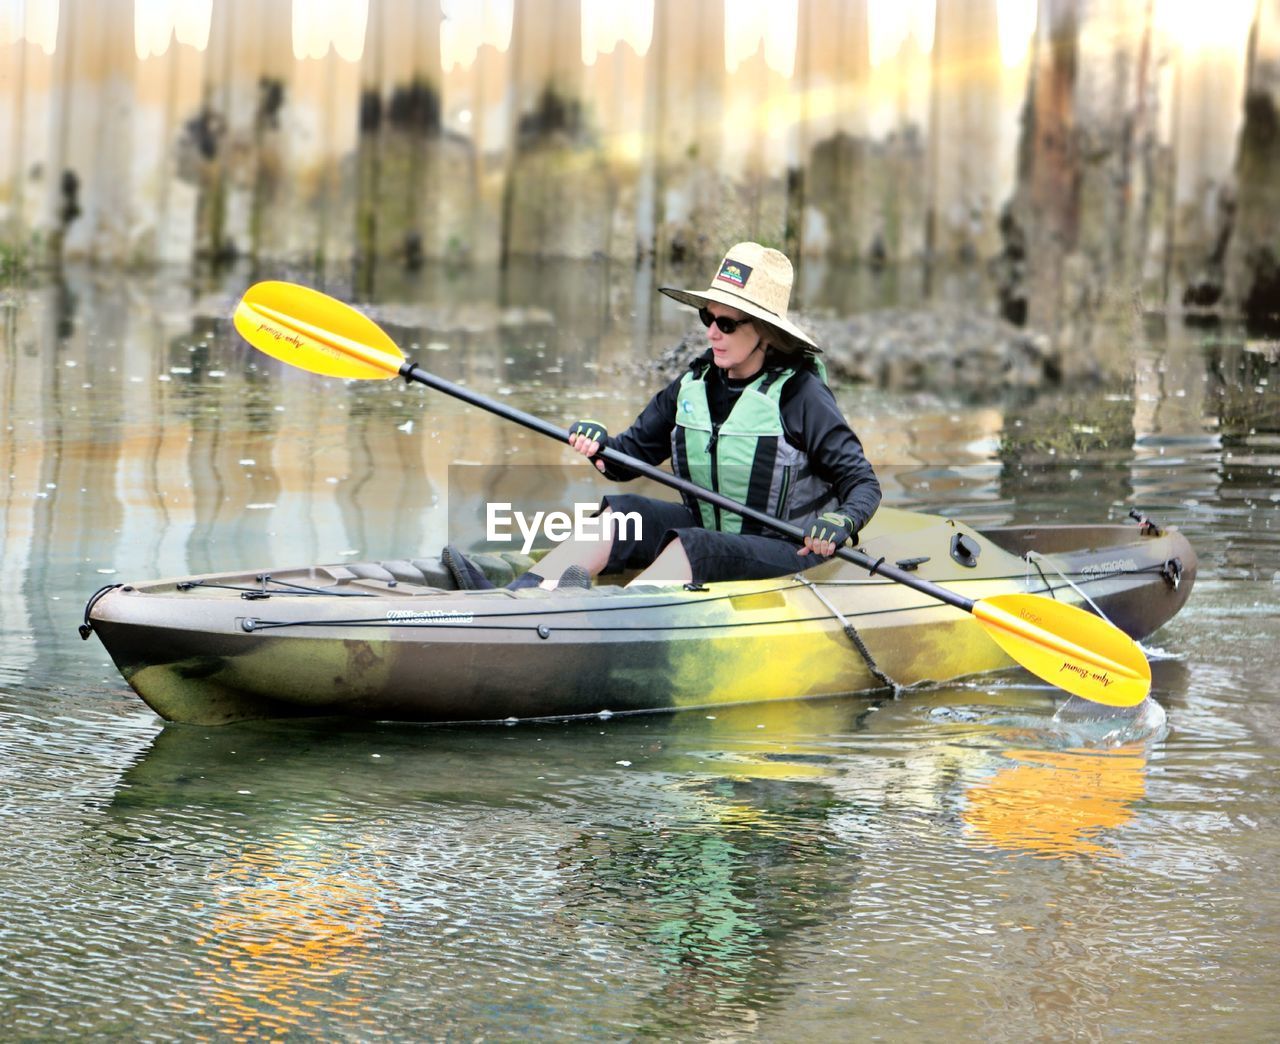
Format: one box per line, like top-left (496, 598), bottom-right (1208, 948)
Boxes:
top-left (715, 259), bottom-right (751, 289)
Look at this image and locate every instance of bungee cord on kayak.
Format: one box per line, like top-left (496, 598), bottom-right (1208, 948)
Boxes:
top-left (175, 578), bottom-right (379, 597)
top-left (796, 575), bottom-right (900, 694)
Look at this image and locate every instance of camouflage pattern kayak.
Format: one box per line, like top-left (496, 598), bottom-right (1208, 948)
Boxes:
top-left (81, 508), bottom-right (1195, 726)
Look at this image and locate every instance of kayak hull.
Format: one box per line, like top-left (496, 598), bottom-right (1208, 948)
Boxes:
top-left (84, 509), bottom-right (1196, 725)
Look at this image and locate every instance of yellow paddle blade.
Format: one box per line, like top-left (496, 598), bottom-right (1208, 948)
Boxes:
top-left (973, 593), bottom-right (1152, 707)
top-left (234, 281), bottom-right (403, 380)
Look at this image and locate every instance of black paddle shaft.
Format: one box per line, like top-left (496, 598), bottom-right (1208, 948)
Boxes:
top-left (401, 361), bottom-right (975, 613)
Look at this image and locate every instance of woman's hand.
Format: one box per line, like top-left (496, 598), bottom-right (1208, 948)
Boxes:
top-left (568, 419), bottom-right (608, 473)
top-left (798, 512), bottom-right (855, 557)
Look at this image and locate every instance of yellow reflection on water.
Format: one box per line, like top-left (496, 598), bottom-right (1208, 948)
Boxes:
top-left (194, 824), bottom-right (390, 1039)
top-left (962, 745), bottom-right (1148, 860)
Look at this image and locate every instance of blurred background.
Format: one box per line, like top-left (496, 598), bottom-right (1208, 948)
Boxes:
top-left (3, 0), bottom-right (1279, 340)
top-left (1, 0), bottom-right (1276, 601)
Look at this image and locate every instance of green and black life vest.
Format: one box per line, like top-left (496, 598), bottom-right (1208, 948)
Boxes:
top-left (670, 362), bottom-right (838, 534)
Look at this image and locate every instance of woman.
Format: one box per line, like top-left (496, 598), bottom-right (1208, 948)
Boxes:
top-left (445, 241), bottom-right (881, 591)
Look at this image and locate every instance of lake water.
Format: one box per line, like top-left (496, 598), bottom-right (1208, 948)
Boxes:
top-left (2, 263), bottom-right (1278, 1040)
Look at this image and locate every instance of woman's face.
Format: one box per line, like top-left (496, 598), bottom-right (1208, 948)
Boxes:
top-left (704, 303), bottom-right (764, 379)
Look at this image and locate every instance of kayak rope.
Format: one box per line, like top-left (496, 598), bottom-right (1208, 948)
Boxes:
top-left (169, 568), bottom-right (1102, 606)
top-left (1013, 547), bottom-right (1172, 652)
top-left (176, 577), bottom-right (376, 598)
top-left (237, 577), bottom-right (963, 634)
top-left (1024, 549), bottom-right (1114, 621)
top-left (238, 572), bottom-right (992, 633)
top-left (794, 575), bottom-right (900, 694)
top-left (1023, 550), bottom-right (1174, 616)
top-left (243, 581), bottom-right (806, 625)
top-left (1026, 554), bottom-right (1057, 598)
top-left (230, 567), bottom-right (1117, 635)
top-left (242, 609), bottom-right (879, 634)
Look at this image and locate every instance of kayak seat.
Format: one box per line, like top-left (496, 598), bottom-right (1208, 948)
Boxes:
top-left (346, 562), bottom-right (399, 583)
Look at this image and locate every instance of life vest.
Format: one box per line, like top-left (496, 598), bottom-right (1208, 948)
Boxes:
top-left (670, 362), bottom-right (837, 534)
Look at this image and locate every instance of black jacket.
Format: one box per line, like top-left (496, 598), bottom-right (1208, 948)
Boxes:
top-left (597, 350), bottom-right (881, 535)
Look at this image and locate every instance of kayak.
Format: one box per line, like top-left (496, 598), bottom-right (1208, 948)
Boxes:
top-left (81, 507), bottom-right (1196, 726)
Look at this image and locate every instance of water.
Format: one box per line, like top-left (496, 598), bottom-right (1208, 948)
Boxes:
top-left (2, 265), bottom-right (1278, 1040)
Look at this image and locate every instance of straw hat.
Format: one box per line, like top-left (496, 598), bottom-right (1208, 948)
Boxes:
top-left (659, 242), bottom-right (820, 354)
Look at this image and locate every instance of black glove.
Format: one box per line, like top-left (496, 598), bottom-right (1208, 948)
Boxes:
top-left (805, 512), bottom-right (856, 551)
top-left (569, 419), bottom-right (608, 444)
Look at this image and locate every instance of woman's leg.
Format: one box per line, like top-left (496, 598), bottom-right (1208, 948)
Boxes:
top-left (635, 528), bottom-right (823, 588)
top-left (526, 508), bottom-right (618, 589)
top-left (627, 537), bottom-right (692, 587)
top-left (524, 497), bottom-right (699, 590)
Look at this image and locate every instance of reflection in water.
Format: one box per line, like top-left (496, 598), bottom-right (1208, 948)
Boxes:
top-left (962, 746), bottom-right (1149, 859)
top-left (105, 703), bottom-right (867, 1037)
top-left (555, 775), bottom-right (853, 1032)
top-left (195, 826), bottom-right (389, 1039)
top-left (548, 700), bottom-right (861, 1031)
top-left (14, 655), bottom-right (1275, 1040)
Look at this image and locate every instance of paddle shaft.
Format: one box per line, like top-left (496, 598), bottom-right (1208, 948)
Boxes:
top-left (400, 362), bottom-right (974, 612)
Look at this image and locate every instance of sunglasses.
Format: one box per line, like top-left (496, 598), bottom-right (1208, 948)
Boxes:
top-left (699, 307), bottom-right (755, 335)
